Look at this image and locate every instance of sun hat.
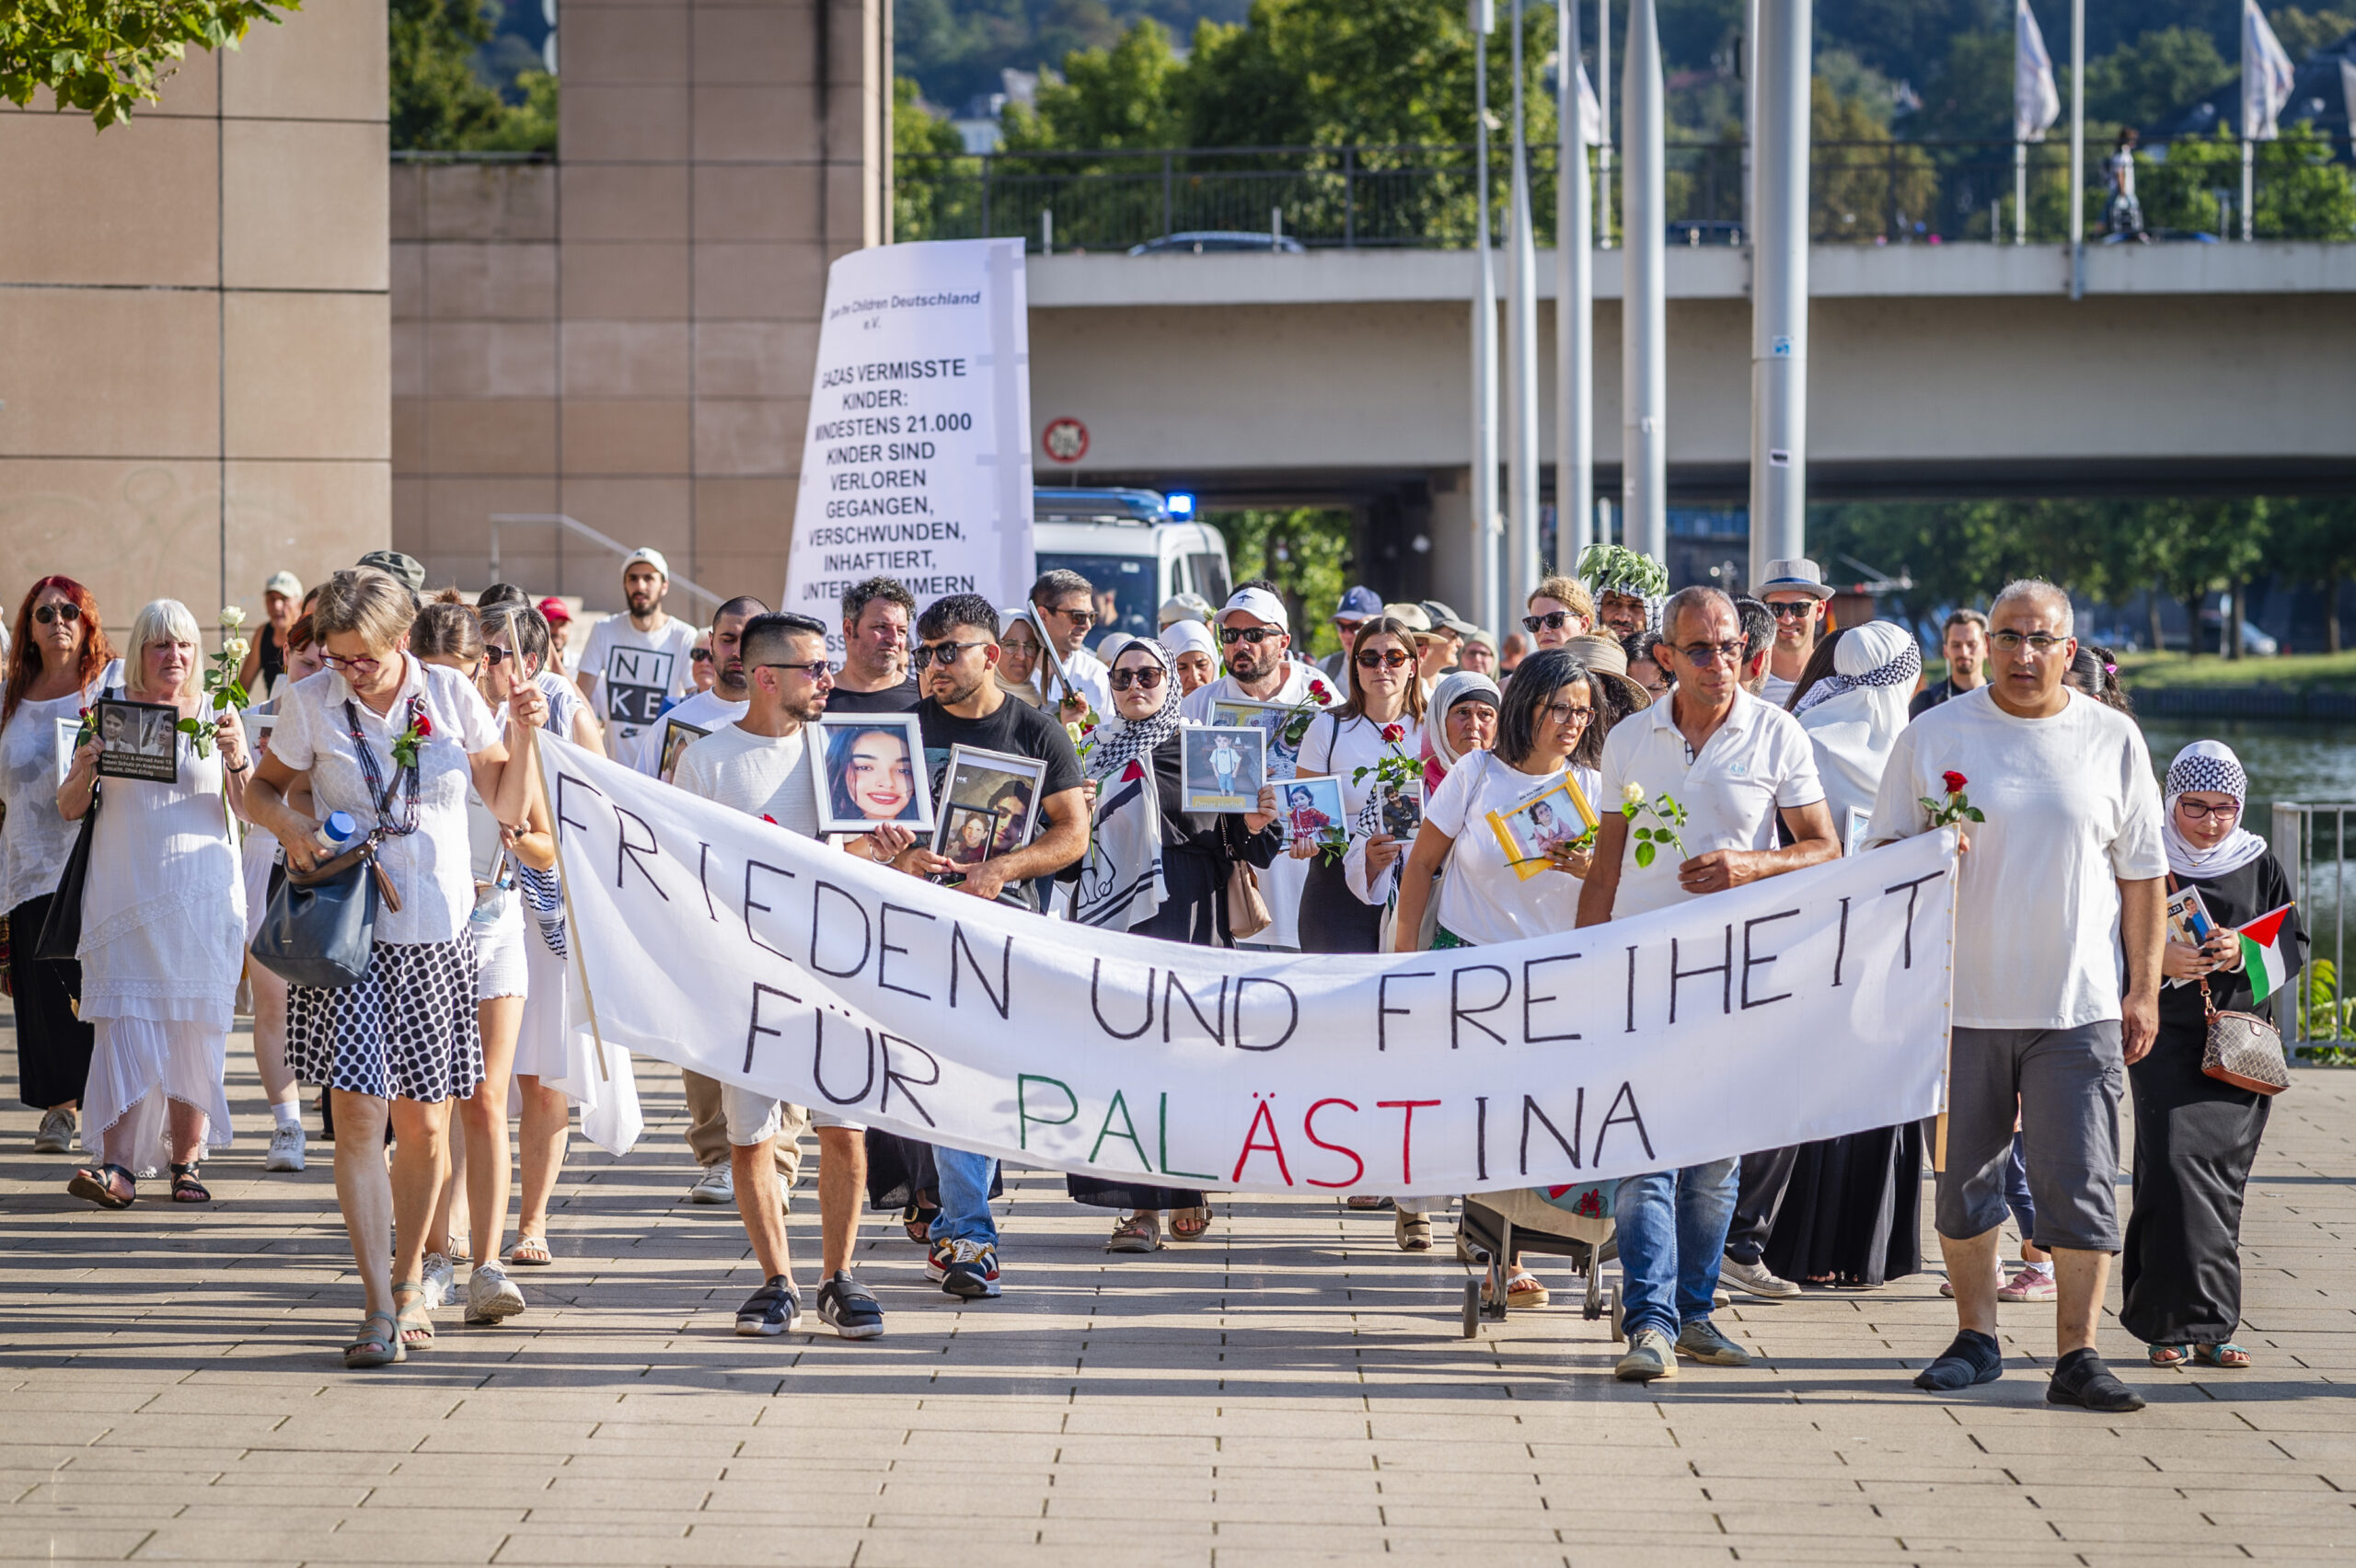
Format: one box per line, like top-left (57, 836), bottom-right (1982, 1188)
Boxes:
top-left (1756, 558), bottom-right (1835, 601)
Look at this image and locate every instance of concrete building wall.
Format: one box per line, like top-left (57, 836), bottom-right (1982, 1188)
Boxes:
top-left (0, 3), bottom-right (390, 632)
top-left (394, 0), bottom-right (885, 611)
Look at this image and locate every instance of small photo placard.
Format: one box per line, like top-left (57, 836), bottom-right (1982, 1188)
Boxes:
top-left (1485, 772), bottom-right (1600, 882)
top-left (1209, 698), bottom-right (1307, 780)
top-left (933, 744), bottom-right (1047, 868)
top-left (1180, 725), bottom-right (1265, 813)
top-left (52, 716), bottom-right (82, 785)
top-left (814, 712), bottom-right (935, 835)
top-left (1275, 776), bottom-right (1345, 847)
top-left (657, 718), bottom-right (709, 784)
top-left (92, 698), bottom-right (180, 784)
top-left (1843, 805), bottom-right (1872, 858)
top-left (1380, 776), bottom-right (1425, 841)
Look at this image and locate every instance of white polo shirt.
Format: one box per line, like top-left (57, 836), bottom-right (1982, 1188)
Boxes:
top-left (1597, 686), bottom-right (1825, 920)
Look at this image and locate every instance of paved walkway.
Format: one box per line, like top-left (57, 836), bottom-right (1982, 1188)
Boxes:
top-left (5, 1025), bottom-right (2353, 1566)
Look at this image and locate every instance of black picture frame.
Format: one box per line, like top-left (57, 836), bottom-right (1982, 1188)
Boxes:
top-left (92, 698), bottom-right (180, 784)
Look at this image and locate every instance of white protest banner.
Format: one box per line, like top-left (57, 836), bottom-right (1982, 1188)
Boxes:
top-left (783, 239), bottom-right (1034, 657)
top-left (544, 738), bottom-right (1955, 1195)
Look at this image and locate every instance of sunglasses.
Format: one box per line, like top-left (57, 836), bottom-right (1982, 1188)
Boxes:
top-left (1109, 667), bottom-right (1166, 691)
top-left (1521, 610), bottom-right (1576, 634)
top-left (1355, 650), bottom-right (1413, 670)
top-left (1045, 605), bottom-right (1096, 627)
top-left (1675, 640), bottom-right (1749, 664)
top-left (911, 640), bottom-right (987, 670)
top-left (690, 649), bottom-right (714, 663)
top-left (1766, 602), bottom-right (1818, 621)
top-left (756, 659), bottom-right (832, 679)
top-left (1219, 626), bottom-right (1280, 645)
top-left (482, 645), bottom-right (515, 665)
top-left (33, 603), bottom-right (82, 626)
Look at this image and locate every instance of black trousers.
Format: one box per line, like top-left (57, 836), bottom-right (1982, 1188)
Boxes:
top-left (1723, 1145), bottom-right (1799, 1265)
top-left (9, 894), bottom-right (92, 1110)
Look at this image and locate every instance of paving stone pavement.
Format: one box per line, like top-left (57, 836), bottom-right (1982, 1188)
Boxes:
top-left (5, 1022), bottom-right (2353, 1567)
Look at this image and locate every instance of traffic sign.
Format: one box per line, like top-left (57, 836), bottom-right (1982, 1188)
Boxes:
top-left (1042, 417), bottom-right (1089, 464)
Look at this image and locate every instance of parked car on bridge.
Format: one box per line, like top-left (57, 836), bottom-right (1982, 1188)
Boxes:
top-left (1667, 220), bottom-right (1745, 246)
top-left (1033, 488), bottom-right (1233, 641)
top-left (1127, 231), bottom-right (1308, 256)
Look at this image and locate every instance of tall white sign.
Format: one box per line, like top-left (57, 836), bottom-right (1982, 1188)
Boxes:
top-left (783, 239), bottom-right (1034, 655)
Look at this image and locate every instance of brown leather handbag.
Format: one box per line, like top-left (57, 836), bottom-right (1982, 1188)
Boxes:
top-left (2198, 970), bottom-right (2292, 1095)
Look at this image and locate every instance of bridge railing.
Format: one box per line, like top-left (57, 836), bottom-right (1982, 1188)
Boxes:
top-left (896, 132), bottom-right (2354, 251)
top-left (2274, 803), bottom-right (2354, 1062)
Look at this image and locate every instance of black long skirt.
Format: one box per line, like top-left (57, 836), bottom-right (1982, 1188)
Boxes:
top-left (1297, 857), bottom-right (1380, 953)
top-left (1761, 1121), bottom-right (1925, 1287)
top-left (2119, 1018), bottom-right (2270, 1345)
top-left (9, 894), bottom-right (93, 1110)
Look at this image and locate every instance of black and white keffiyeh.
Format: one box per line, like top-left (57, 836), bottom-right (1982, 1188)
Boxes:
top-left (1083, 634), bottom-right (1183, 782)
top-left (2163, 739), bottom-right (2268, 879)
top-left (1792, 621), bottom-right (1923, 716)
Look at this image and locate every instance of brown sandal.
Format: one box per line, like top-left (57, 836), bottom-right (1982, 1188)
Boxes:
top-left (1168, 1205), bottom-right (1212, 1241)
top-left (1394, 1209), bottom-right (1434, 1251)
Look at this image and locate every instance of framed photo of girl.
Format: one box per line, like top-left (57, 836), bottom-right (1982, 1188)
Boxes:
top-left (814, 712), bottom-right (935, 835)
top-left (931, 744), bottom-right (1045, 866)
top-left (1485, 773), bottom-right (1600, 882)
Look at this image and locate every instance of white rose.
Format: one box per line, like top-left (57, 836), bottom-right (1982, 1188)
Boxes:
top-left (1620, 781), bottom-right (1646, 808)
top-left (222, 638), bottom-right (250, 663)
top-left (218, 605), bottom-right (247, 629)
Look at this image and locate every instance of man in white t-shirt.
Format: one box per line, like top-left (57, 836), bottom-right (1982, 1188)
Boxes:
top-left (670, 611), bottom-right (883, 1342)
top-left (1029, 569), bottom-right (1112, 722)
top-left (1579, 586), bottom-right (1838, 1384)
top-left (1180, 586), bottom-right (1336, 951)
top-left (1754, 558), bottom-right (1831, 709)
top-left (1869, 579), bottom-right (2165, 1413)
top-left (574, 548), bottom-right (700, 772)
top-left (643, 595), bottom-right (765, 780)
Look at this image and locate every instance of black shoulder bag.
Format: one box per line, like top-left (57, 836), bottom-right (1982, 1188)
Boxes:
top-left (36, 687), bottom-right (115, 967)
top-left (249, 697), bottom-right (418, 988)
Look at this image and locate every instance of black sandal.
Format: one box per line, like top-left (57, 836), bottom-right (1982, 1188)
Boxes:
top-left (68, 1163), bottom-right (135, 1209)
top-left (902, 1198), bottom-right (940, 1243)
top-left (168, 1163), bottom-right (211, 1204)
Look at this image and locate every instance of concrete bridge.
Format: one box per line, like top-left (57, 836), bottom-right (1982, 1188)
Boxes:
top-left (1027, 242), bottom-right (2356, 610)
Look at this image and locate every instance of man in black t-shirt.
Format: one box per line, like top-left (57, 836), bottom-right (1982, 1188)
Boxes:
top-left (1910, 607), bottom-right (1989, 718)
top-left (829, 575), bottom-right (922, 713)
top-left (864, 594), bottom-right (1087, 1305)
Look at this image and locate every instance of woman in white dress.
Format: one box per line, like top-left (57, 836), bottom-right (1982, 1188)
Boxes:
top-left (58, 600), bottom-right (251, 1207)
top-left (0, 575), bottom-right (119, 1156)
top-left (244, 569), bottom-right (546, 1368)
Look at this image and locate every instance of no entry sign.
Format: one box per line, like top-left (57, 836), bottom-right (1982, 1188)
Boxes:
top-left (1042, 417), bottom-right (1089, 464)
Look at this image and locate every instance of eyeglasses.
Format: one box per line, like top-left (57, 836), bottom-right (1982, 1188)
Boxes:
top-left (1045, 605), bottom-right (1096, 628)
top-left (1989, 630), bottom-right (2070, 653)
top-left (1766, 602), bottom-right (1817, 622)
top-left (1356, 650), bottom-right (1413, 670)
top-left (911, 640), bottom-right (987, 670)
top-left (756, 659), bottom-right (833, 679)
top-left (320, 652), bottom-right (382, 675)
top-left (1675, 640), bottom-right (1749, 664)
top-left (1522, 610), bottom-right (1576, 634)
top-left (689, 649), bottom-right (714, 663)
top-left (2177, 798), bottom-right (2242, 822)
top-left (33, 603), bottom-right (82, 626)
top-left (1542, 702), bottom-right (1594, 727)
top-left (1220, 626), bottom-right (1281, 645)
top-left (1108, 667), bottom-right (1166, 691)
top-left (482, 645), bottom-right (514, 666)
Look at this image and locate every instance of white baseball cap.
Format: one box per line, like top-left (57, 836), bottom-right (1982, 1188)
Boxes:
top-left (1219, 586), bottom-right (1288, 632)
top-left (1162, 619), bottom-right (1216, 660)
top-left (622, 547), bottom-right (670, 579)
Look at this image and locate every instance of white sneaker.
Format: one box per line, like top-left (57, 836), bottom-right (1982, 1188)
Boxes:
top-left (688, 1165), bottom-right (734, 1205)
top-left (1720, 1253), bottom-right (1802, 1299)
top-left (421, 1251), bottom-right (456, 1310)
top-left (263, 1122), bottom-right (306, 1172)
top-left (32, 1108), bottom-right (76, 1154)
top-left (465, 1262), bottom-right (527, 1325)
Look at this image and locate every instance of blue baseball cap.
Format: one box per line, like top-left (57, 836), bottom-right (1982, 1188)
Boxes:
top-left (1334, 586), bottom-right (1382, 620)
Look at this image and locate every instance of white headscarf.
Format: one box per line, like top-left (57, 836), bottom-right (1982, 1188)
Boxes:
top-left (2162, 739), bottom-right (2269, 879)
top-left (1161, 618), bottom-right (1216, 663)
top-left (1426, 670), bottom-right (1503, 776)
top-left (1795, 621), bottom-right (1922, 833)
top-left (1084, 634), bottom-right (1184, 782)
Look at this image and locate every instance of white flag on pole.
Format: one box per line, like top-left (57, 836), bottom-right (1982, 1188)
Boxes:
top-left (1576, 59), bottom-right (1603, 146)
top-left (2243, 0), bottom-right (2297, 141)
top-left (2013, 0), bottom-right (2061, 143)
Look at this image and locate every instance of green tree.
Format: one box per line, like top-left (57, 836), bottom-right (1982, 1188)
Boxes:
top-left (2142, 125), bottom-right (2356, 238)
top-left (2271, 496), bottom-right (2356, 652)
top-left (1911, 26), bottom-right (2011, 141)
top-left (2266, 7), bottom-right (2356, 63)
top-left (2, 0), bottom-right (298, 127)
top-left (1208, 508), bottom-right (1353, 658)
top-left (2145, 497), bottom-right (2273, 657)
top-left (1002, 16), bottom-right (1188, 150)
top-left (895, 76), bottom-right (973, 242)
top-left (2082, 28), bottom-right (2233, 127)
top-left (391, 0), bottom-right (555, 153)
top-left (1810, 77), bottom-right (1935, 240)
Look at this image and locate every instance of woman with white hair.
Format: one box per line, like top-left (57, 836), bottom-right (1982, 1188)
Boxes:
top-left (1753, 622), bottom-right (1928, 1291)
top-left (57, 599), bottom-right (252, 1208)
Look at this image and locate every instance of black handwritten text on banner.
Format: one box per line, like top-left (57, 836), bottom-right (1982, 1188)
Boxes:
top-left (544, 738), bottom-right (1956, 1195)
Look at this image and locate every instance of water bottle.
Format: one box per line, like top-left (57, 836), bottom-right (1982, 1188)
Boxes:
top-left (311, 811), bottom-right (357, 857)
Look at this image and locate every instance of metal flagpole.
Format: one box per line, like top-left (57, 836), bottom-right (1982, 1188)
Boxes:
top-left (1556, 0), bottom-right (1594, 567)
top-left (1472, 0), bottom-right (1503, 635)
top-left (2068, 0), bottom-right (2084, 299)
top-left (1508, 0), bottom-right (1542, 599)
top-left (1622, 0), bottom-right (1668, 561)
top-left (1748, 0), bottom-right (1810, 588)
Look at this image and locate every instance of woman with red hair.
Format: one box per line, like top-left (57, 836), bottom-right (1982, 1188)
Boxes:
top-left (0, 577), bottom-right (119, 1152)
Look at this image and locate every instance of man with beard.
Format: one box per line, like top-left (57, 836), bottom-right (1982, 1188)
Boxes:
top-left (829, 575), bottom-right (920, 714)
top-left (1029, 569), bottom-right (1112, 722)
top-left (575, 548), bottom-right (700, 771)
top-left (645, 596), bottom-right (766, 777)
top-left (1756, 558), bottom-right (1834, 709)
top-left (1180, 586), bottom-right (1334, 951)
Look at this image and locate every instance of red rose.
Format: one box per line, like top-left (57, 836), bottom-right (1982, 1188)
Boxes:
top-left (1381, 722), bottom-right (1404, 744)
top-left (762, 814), bottom-right (778, 825)
top-left (1941, 770), bottom-right (1967, 794)
top-left (414, 711), bottom-right (433, 739)
top-left (1310, 680), bottom-right (1332, 703)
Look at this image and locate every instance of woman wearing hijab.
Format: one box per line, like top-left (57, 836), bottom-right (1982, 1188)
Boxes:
top-left (1758, 622), bottom-right (1930, 1291)
top-left (1063, 633), bottom-right (1281, 1251)
top-left (2122, 741), bottom-right (2304, 1371)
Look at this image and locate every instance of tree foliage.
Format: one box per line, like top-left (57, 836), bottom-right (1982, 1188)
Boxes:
top-left (1, 0), bottom-right (298, 127)
top-left (391, 0), bottom-right (553, 153)
top-left (1209, 507), bottom-right (1354, 658)
top-left (2082, 27), bottom-right (2234, 129)
top-left (2142, 126), bottom-right (2356, 238)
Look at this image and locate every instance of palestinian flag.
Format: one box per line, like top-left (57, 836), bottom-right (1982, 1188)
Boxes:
top-left (2235, 905), bottom-right (2295, 1004)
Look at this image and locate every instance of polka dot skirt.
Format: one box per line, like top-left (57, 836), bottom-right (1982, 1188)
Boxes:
top-left (286, 939), bottom-right (484, 1102)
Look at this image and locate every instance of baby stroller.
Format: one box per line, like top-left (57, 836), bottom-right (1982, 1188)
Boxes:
top-left (1456, 1184), bottom-right (1623, 1340)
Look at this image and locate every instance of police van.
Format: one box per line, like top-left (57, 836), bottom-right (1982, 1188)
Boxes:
top-left (1032, 488), bottom-right (1232, 639)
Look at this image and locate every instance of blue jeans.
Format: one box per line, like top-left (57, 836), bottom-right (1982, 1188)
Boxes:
top-left (930, 1147), bottom-right (999, 1248)
top-left (1615, 1157), bottom-right (1739, 1343)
